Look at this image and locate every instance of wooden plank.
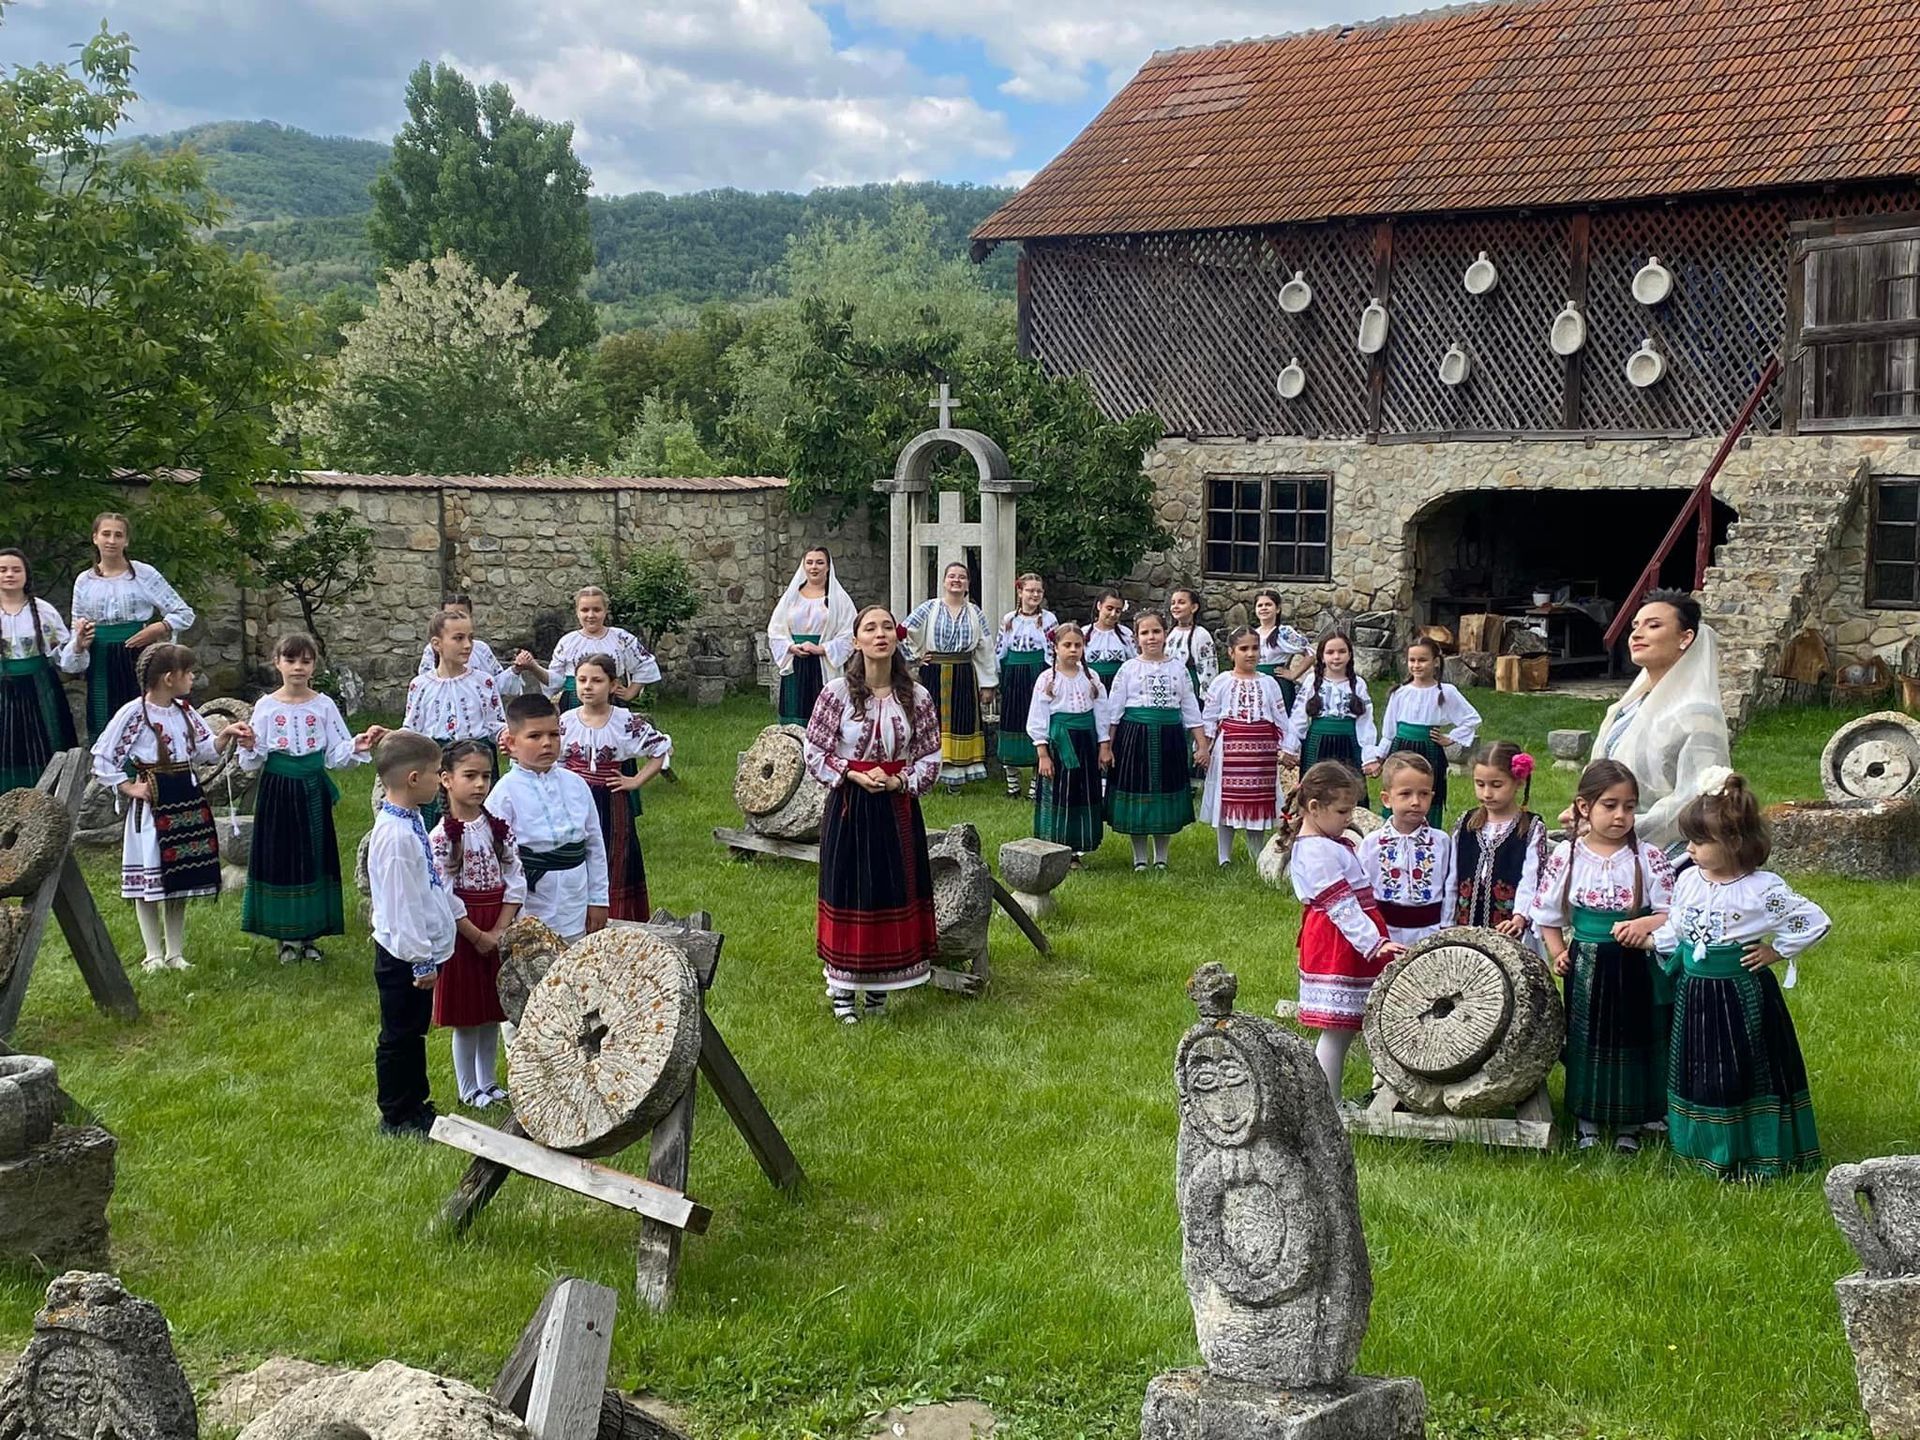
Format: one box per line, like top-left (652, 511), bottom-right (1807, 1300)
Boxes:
top-left (1015, 250), bottom-right (1032, 360)
top-left (525, 1278), bottom-right (618, 1440)
top-left (697, 1018), bottom-right (804, 1190)
top-left (1799, 222), bottom-right (1920, 252)
top-left (1344, 1083), bottom-right (1556, 1151)
top-left (440, 1113), bottom-right (524, 1233)
top-left (1562, 212), bottom-right (1591, 430)
top-left (431, 1114), bottom-right (710, 1233)
top-left (494, 1277), bottom-right (565, 1413)
top-left (1798, 317), bottom-right (1920, 345)
top-left (712, 827), bottom-right (820, 864)
top-left (990, 878), bottom-right (1049, 956)
top-left (1364, 220), bottom-right (1393, 438)
top-left (633, 1079), bottom-right (696, 1312)
top-left (51, 854), bottom-right (137, 1021)
top-left (1784, 244), bottom-right (1808, 434)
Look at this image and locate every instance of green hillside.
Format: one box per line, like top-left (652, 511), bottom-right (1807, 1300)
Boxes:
top-left (124, 120), bottom-right (1018, 327)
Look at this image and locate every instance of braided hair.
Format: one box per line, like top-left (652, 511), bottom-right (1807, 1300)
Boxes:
top-left (1562, 759), bottom-right (1646, 916)
top-left (1304, 631), bottom-right (1365, 720)
top-left (439, 738), bottom-right (510, 876)
top-left (0, 549), bottom-right (49, 657)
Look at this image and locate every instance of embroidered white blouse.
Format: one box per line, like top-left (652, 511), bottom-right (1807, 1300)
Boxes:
top-left (903, 599), bottom-right (998, 688)
top-left (1200, 672), bottom-right (1290, 734)
top-left (1167, 624), bottom-right (1217, 692)
top-left (403, 670), bottom-right (508, 744)
top-left (1025, 669), bottom-right (1112, 744)
top-left (1289, 834), bottom-right (1387, 959)
top-left (1107, 656), bottom-right (1205, 728)
top-left (1285, 674), bottom-right (1378, 756)
top-left (0, 600), bottom-right (83, 669)
top-left (90, 699), bottom-right (218, 782)
top-left (69, 562), bottom-right (194, 634)
top-left (369, 805), bottom-right (464, 973)
top-left (1257, 624), bottom-right (1311, 667)
top-left (770, 594), bottom-right (854, 673)
top-left (802, 679), bottom-right (943, 796)
top-left (416, 637), bottom-right (522, 696)
top-left (237, 694), bottom-right (364, 770)
top-left (545, 627), bottom-right (662, 696)
top-left (1359, 823), bottom-right (1456, 909)
top-left (560, 709), bottom-right (673, 782)
top-left (1084, 623), bottom-right (1136, 666)
top-left (997, 609), bottom-right (1057, 663)
top-left (1533, 839), bottom-right (1676, 927)
top-left (430, 812), bottom-right (529, 903)
top-left (1648, 867), bottom-right (1832, 988)
top-left (1367, 682), bottom-right (1482, 762)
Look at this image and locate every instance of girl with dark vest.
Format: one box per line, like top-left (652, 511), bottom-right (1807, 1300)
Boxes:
top-left (1449, 740), bottom-right (1547, 942)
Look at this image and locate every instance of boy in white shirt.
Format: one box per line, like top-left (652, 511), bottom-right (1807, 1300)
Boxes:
top-left (367, 730), bottom-right (464, 1139)
top-left (487, 693), bottom-right (609, 943)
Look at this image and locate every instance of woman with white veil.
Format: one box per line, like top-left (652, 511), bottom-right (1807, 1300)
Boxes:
top-left (1588, 590), bottom-right (1732, 855)
top-left (768, 545), bottom-right (857, 725)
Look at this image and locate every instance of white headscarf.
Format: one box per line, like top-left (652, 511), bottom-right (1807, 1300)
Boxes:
top-left (1591, 620), bottom-right (1731, 850)
top-left (768, 552), bottom-right (856, 679)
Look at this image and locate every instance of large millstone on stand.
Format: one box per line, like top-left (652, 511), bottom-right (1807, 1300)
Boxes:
top-left (0, 789), bottom-right (72, 898)
top-left (508, 928), bottom-right (704, 1158)
top-left (1362, 927), bottom-right (1565, 1118)
top-left (732, 724), bottom-right (826, 841)
top-left (1822, 711), bottom-right (1920, 803)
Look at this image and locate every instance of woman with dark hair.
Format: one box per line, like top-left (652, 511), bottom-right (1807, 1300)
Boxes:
top-left (902, 562), bottom-right (997, 790)
top-left (803, 605), bottom-right (942, 1023)
top-left (68, 511), bottom-right (196, 741)
top-left (768, 546), bottom-right (856, 725)
top-left (1588, 589), bottom-right (1731, 854)
top-left (0, 549), bottom-right (84, 792)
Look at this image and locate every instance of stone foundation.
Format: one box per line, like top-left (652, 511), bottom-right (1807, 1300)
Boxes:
top-left (1142, 1369), bottom-right (1426, 1440)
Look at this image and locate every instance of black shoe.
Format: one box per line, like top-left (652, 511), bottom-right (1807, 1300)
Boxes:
top-left (379, 1104), bottom-right (438, 1140)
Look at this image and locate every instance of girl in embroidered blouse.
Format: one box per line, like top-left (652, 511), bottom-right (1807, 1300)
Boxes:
top-left (1285, 761), bottom-right (1404, 1101)
top-left (431, 739), bottom-right (527, 1110)
top-left (415, 592), bottom-right (521, 697)
top-left (903, 562), bottom-right (997, 791)
top-left (403, 609), bottom-right (507, 831)
top-left (1449, 740), bottom-right (1547, 942)
top-left (0, 549), bottom-right (84, 793)
top-left (1370, 636), bottom-right (1480, 826)
top-left (1106, 609), bottom-right (1208, 872)
top-left (562, 653), bottom-right (672, 921)
top-left (804, 605), bottom-right (943, 1023)
top-left (1283, 631), bottom-right (1378, 795)
top-left (1199, 628), bottom-right (1288, 866)
top-left (1251, 589), bottom-right (1312, 711)
top-left (68, 511), bottom-right (196, 742)
top-left (1624, 773), bottom-right (1831, 1179)
top-left (1027, 622), bottom-right (1112, 860)
top-left (996, 573), bottom-right (1058, 800)
top-left (1534, 760), bottom-right (1675, 1152)
top-left (1166, 587), bottom-right (1217, 701)
top-left (1084, 590), bottom-right (1136, 690)
top-left (91, 643), bottom-right (253, 973)
top-left (238, 632), bottom-right (381, 964)
top-left (514, 585), bottom-right (660, 711)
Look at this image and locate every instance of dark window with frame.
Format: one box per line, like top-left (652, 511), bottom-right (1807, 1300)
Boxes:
top-left (1869, 478), bottom-right (1920, 608)
top-left (1203, 474), bottom-right (1332, 581)
top-left (1795, 220), bottom-right (1920, 428)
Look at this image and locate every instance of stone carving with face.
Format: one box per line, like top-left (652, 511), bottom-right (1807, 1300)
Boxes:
top-left (0, 1271), bottom-right (197, 1440)
top-left (1172, 964), bottom-right (1372, 1390)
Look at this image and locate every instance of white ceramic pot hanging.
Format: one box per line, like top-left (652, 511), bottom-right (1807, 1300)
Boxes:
top-left (1632, 256), bottom-right (1674, 306)
top-left (1278, 270), bottom-right (1313, 314)
top-left (1356, 299), bottom-right (1390, 355)
top-left (1437, 344), bottom-right (1472, 386)
top-left (1626, 337), bottom-right (1667, 388)
top-left (1463, 251), bottom-right (1498, 295)
top-left (1549, 301), bottom-right (1587, 356)
top-left (1276, 358), bottom-right (1307, 400)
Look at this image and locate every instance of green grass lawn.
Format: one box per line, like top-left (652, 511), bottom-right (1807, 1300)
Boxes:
top-left (3, 690), bottom-right (1912, 1439)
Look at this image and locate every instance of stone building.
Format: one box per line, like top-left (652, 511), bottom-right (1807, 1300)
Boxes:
top-left (137, 472), bottom-right (884, 711)
top-left (972, 0), bottom-right (1920, 722)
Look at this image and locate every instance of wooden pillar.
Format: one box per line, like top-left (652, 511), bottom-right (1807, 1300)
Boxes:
top-left (1016, 250), bottom-right (1032, 360)
top-left (1366, 221), bottom-right (1393, 439)
top-left (1563, 213), bottom-right (1592, 431)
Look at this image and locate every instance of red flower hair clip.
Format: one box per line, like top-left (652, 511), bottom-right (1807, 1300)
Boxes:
top-left (1509, 752), bottom-right (1536, 782)
top-left (895, 623), bottom-right (909, 642)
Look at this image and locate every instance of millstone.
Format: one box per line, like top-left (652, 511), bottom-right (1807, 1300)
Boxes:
top-left (734, 724), bottom-right (808, 816)
top-left (509, 927), bottom-right (702, 1157)
top-left (1822, 711), bottom-right (1920, 804)
top-left (0, 788), bottom-right (72, 898)
top-left (1372, 943), bottom-right (1512, 1081)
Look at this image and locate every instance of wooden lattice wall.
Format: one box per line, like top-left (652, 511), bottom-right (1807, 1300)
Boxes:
top-left (1022, 186), bottom-right (1920, 440)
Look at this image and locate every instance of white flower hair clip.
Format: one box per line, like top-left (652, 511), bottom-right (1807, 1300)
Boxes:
top-left (1696, 765), bottom-right (1737, 798)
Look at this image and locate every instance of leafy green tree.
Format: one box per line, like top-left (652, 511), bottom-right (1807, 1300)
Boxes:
top-left (600, 544), bottom-right (702, 652)
top-left (0, 13), bottom-right (307, 592)
top-left (251, 508), bottom-right (374, 661)
top-left (369, 63), bottom-right (594, 355)
top-left (605, 396), bottom-right (726, 478)
top-left (592, 304), bottom-right (744, 443)
top-left (287, 251), bottom-right (603, 474)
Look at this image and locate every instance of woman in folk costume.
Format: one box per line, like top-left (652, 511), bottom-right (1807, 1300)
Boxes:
top-left (767, 545), bottom-right (856, 726)
top-left (1585, 590), bottom-right (1730, 853)
top-left (1369, 636), bottom-right (1480, 826)
top-left (995, 573), bottom-right (1057, 799)
top-left (1251, 588), bottom-right (1312, 711)
top-left (1083, 589), bottom-right (1136, 690)
top-left (1026, 622), bottom-right (1111, 859)
top-left (903, 562), bottom-right (997, 791)
top-left (804, 605), bottom-right (942, 1024)
top-left (1165, 587), bottom-right (1217, 701)
top-left (68, 511), bottom-right (196, 742)
top-left (1534, 760), bottom-right (1675, 1153)
top-left (561, 653), bottom-right (672, 921)
top-left (1106, 609), bottom-right (1208, 872)
top-left (0, 550), bottom-right (85, 793)
top-left (1198, 628), bottom-right (1288, 866)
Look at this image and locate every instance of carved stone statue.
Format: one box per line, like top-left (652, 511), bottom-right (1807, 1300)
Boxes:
top-left (1144, 965), bottom-right (1425, 1440)
top-left (0, 1270), bottom-right (197, 1440)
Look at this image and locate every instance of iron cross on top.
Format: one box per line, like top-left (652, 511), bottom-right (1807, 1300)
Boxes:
top-left (930, 382), bottom-right (959, 429)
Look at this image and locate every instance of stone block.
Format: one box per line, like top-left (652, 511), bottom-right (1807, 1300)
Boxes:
top-left (929, 825), bottom-right (993, 968)
top-left (1141, 1370), bottom-right (1426, 1440)
top-left (1353, 646), bottom-right (1396, 682)
top-left (1444, 652), bottom-right (1496, 689)
top-left (1768, 798), bottom-right (1920, 879)
top-left (998, 838), bottom-right (1074, 896)
top-left (1836, 1274), bottom-right (1920, 1440)
top-left (236, 1359), bottom-right (529, 1439)
top-left (1547, 729), bottom-right (1592, 761)
top-left (690, 675), bottom-right (728, 706)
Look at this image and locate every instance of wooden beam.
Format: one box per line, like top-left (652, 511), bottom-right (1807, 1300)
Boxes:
top-left (493, 1277), bottom-right (563, 1413)
top-left (430, 1114), bottom-right (711, 1233)
top-left (697, 1019), bottom-right (804, 1190)
top-left (1365, 220), bottom-right (1393, 439)
top-left (1797, 221), bottom-right (1920, 250)
top-left (1783, 243), bottom-right (1807, 435)
top-left (633, 1080), bottom-right (696, 1313)
top-left (1562, 212), bottom-right (1592, 430)
top-left (712, 827), bottom-right (820, 864)
top-left (1015, 249), bottom-right (1032, 360)
top-left (525, 1278), bottom-right (618, 1440)
top-left (52, 854), bottom-right (138, 1021)
top-left (1797, 317), bottom-right (1920, 346)
top-left (990, 879), bottom-right (1049, 956)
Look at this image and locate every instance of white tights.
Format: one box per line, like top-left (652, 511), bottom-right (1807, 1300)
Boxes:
top-left (1129, 835), bottom-right (1174, 867)
top-left (451, 1024), bottom-right (501, 1101)
top-left (1215, 825), bottom-right (1269, 864)
top-left (133, 898), bottom-right (187, 962)
top-left (1315, 1029), bottom-right (1357, 1102)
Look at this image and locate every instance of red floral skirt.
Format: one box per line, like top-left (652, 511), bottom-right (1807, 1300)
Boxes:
top-left (435, 884), bottom-right (507, 1028)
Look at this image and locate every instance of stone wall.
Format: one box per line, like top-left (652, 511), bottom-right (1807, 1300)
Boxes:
top-left (172, 475), bottom-right (885, 712)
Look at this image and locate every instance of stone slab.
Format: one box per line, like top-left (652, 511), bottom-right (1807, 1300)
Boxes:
top-left (1141, 1370), bottom-right (1426, 1440)
top-left (1765, 798), bottom-right (1920, 880)
top-left (1836, 1274), bottom-right (1920, 1439)
top-left (0, 1124), bottom-right (117, 1270)
top-left (1547, 729), bottom-right (1592, 761)
top-left (997, 838), bottom-right (1073, 895)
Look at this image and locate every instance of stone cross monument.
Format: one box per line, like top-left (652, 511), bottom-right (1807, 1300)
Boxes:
top-left (874, 385), bottom-right (1034, 626)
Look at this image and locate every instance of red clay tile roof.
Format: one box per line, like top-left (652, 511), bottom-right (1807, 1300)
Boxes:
top-left (281, 472), bottom-right (787, 493)
top-left (974, 0), bottom-right (1920, 242)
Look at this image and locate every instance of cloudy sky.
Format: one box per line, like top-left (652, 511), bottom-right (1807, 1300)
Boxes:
top-left (2, 0), bottom-right (1421, 195)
